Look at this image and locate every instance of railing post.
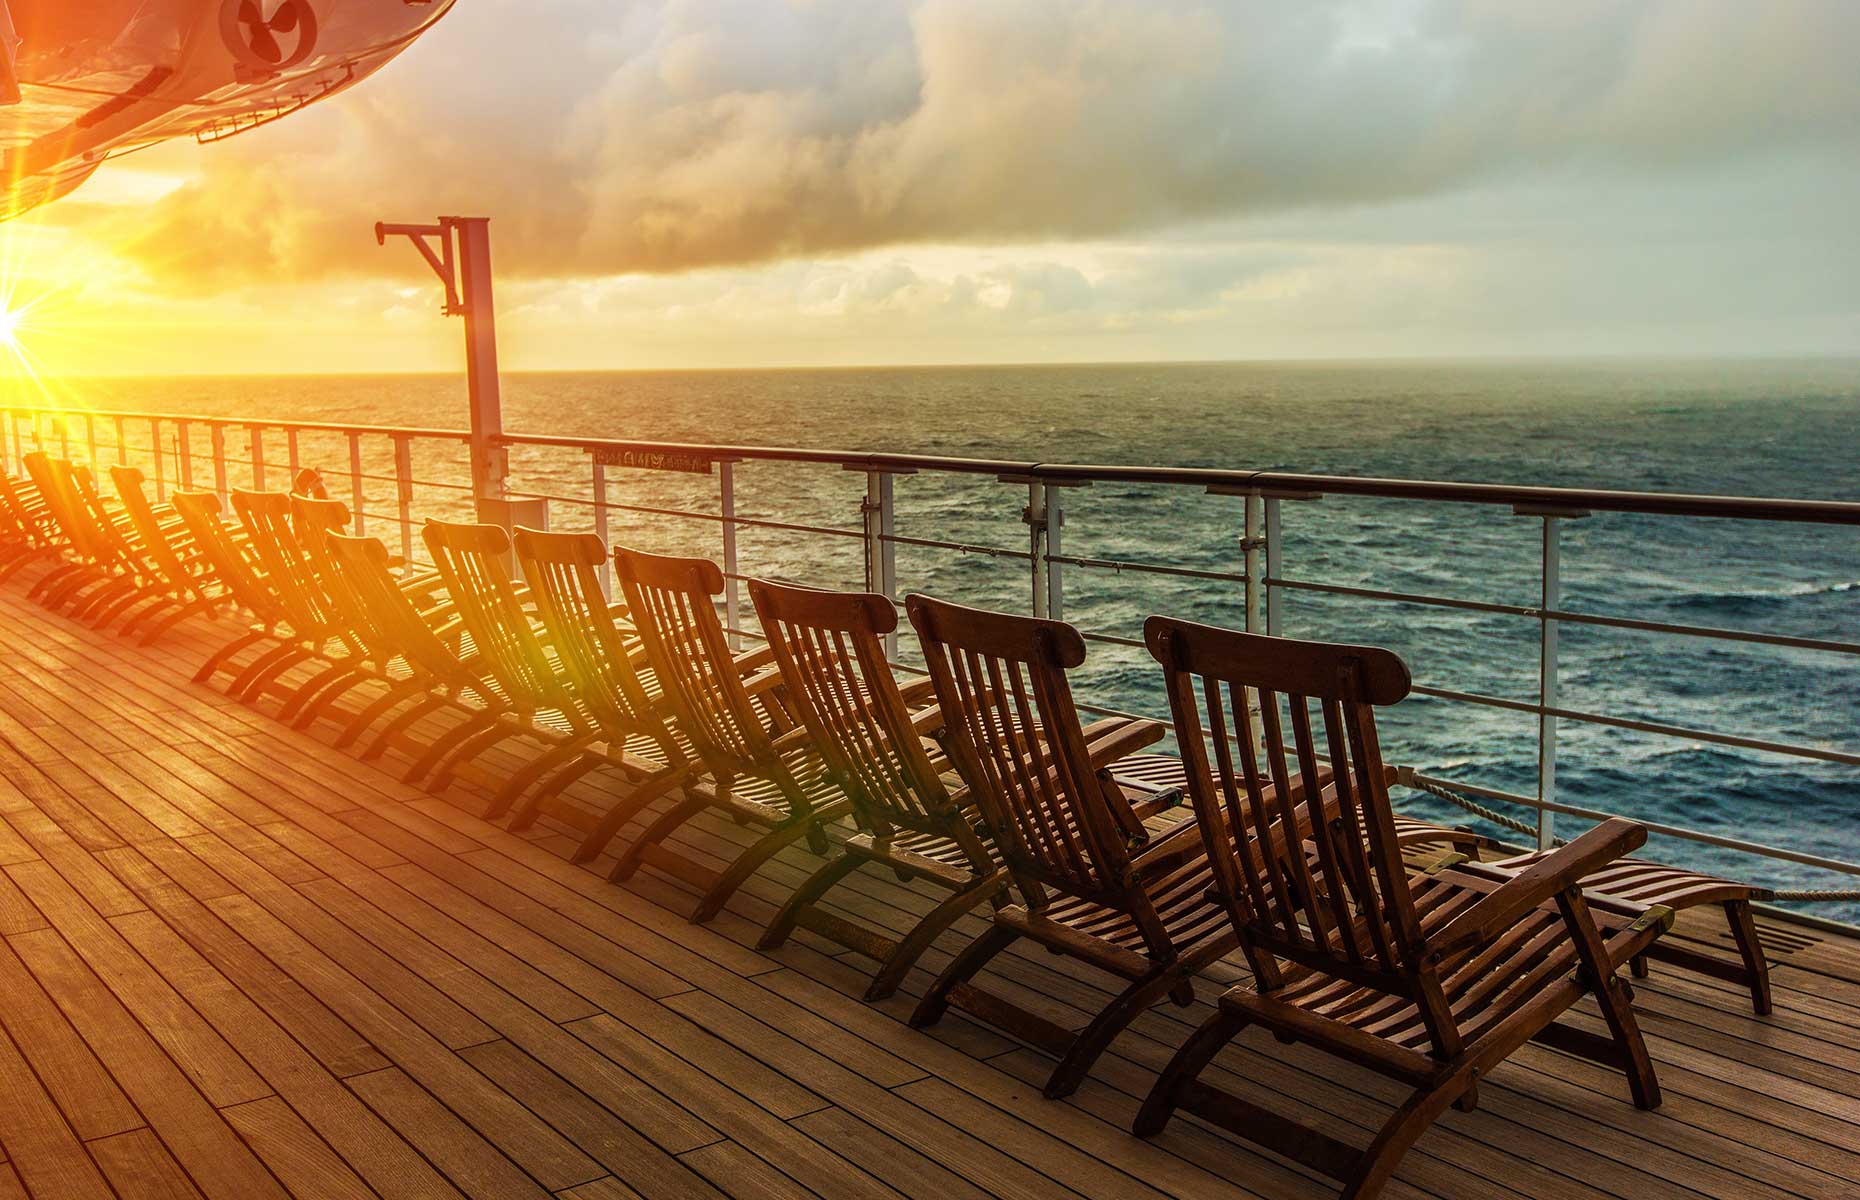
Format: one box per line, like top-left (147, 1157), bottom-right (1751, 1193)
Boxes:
top-left (84, 414), bottom-right (97, 470)
top-left (1537, 515), bottom-right (1560, 849)
top-left (210, 424), bottom-right (228, 504)
top-left (1517, 504), bottom-right (1589, 849)
top-left (591, 456), bottom-right (610, 597)
top-left (287, 429), bottom-right (301, 479)
top-left (250, 426), bottom-right (266, 492)
top-left (348, 432), bottom-right (366, 535)
top-left (56, 415), bottom-right (69, 461)
top-left (1264, 496), bottom-right (1284, 636)
top-left (860, 469), bottom-right (901, 657)
top-left (719, 459), bottom-right (741, 650)
top-left (164, 421), bottom-right (178, 499)
top-left (113, 417), bottom-right (127, 466)
top-left (393, 434), bottom-right (415, 565)
top-left (1243, 491), bottom-right (1264, 633)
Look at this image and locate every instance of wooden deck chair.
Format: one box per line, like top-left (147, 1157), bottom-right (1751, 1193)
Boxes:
top-left (749, 579), bottom-right (1010, 1001)
top-left (1479, 839), bottom-right (1772, 1014)
top-left (1134, 617), bottom-right (1671, 1200)
top-left (224, 488), bottom-right (361, 708)
top-left (19, 453), bottom-right (122, 611)
top-left (106, 466), bottom-right (223, 644)
top-left (317, 530), bottom-right (511, 759)
top-left (0, 469), bottom-right (64, 582)
top-left (1128, 754), bottom-right (1772, 1013)
top-left (903, 593), bottom-right (1227, 1099)
top-left (169, 489), bottom-right (299, 693)
top-left (63, 463), bottom-right (199, 634)
top-left (606, 545), bottom-right (855, 924)
top-left (505, 528), bottom-right (695, 859)
top-left (416, 518), bottom-right (604, 800)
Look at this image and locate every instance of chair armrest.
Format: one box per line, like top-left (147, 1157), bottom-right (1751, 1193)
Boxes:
top-left (731, 644), bottom-right (778, 675)
top-left (1084, 718), bottom-right (1166, 768)
top-left (1428, 818), bottom-right (1646, 959)
top-left (1127, 815), bottom-right (1208, 880)
top-left (898, 675), bottom-right (938, 707)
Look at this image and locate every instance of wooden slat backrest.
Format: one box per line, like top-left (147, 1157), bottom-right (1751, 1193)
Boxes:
top-left (751, 580), bottom-right (955, 836)
top-left (321, 531), bottom-right (475, 685)
top-left (64, 463), bottom-right (148, 575)
top-left (906, 594), bottom-right (1146, 908)
top-left (170, 490), bottom-right (280, 620)
top-left (110, 466), bottom-right (199, 595)
top-left (421, 519), bottom-right (577, 720)
top-left (1144, 616), bottom-right (1438, 1010)
top-left (230, 489), bottom-right (344, 645)
top-left (21, 453), bottom-right (98, 561)
top-left (0, 470), bottom-right (48, 544)
top-left (288, 494), bottom-right (362, 645)
top-left (612, 545), bottom-right (771, 772)
top-left (512, 528), bottom-right (676, 756)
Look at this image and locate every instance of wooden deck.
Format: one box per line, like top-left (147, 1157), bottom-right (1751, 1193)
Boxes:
top-left (0, 585), bottom-right (1857, 1200)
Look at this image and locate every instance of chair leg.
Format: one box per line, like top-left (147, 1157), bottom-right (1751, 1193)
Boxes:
top-left (291, 669), bottom-right (377, 731)
top-left (517, 753), bottom-right (613, 834)
top-left (1344, 1070), bottom-right (1477, 1200)
top-left (609, 794), bottom-right (710, 883)
top-left (910, 923), bottom-right (1020, 1030)
top-left (1133, 1006), bottom-right (1251, 1136)
top-left (564, 764), bottom-right (683, 860)
top-left (477, 736), bottom-right (595, 818)
top-left (403, 714), bottom-right (514, 786)
top-left (689, 809), bottom-right (844, 925)
top-left (334, 678), bottom-right (434, 747)
top-left (359, 694), bottom-right (454, 760)
top-left (137, 595), bottom-right (219, 645)
top-left (229, 644), bottom-right (309, 701)
top-left (1592, 974), bottom-right (1662, 1110)
top-left (194, 629), bottom-right (270, 684)
top-left (1045, 966), bottom-right (1196, 1099)
top-left (276, 662), bottom-right (361, 723)
top-left (1724, 900), bottom-right (1773, 1016)
top-left (864, 872), bottom-right (1007, 1003)
top-left (757, 853), bottom-right (865, 950)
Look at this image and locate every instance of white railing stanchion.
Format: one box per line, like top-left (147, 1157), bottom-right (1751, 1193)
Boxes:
top-left (591, 457), bottom-right (610, 597)
top-left (1044, 482), bottom-right (1067, 623)
top-left (113, 417), bottom-right (127, 465)
top-left (719, 459), bottom-right (741, 650)
top-left (210, 424), bottom-right (228, 504)
top-left (864, 470), bottom-right (901, 656)
top-left (1264, 496), bottom-right (1284, 636)
top-left (56, 415), bottom-right (68, 461)
top-left (1021, 478), bottom-right (1050, 619)
top-left (159, 420), bottom-right (173, 499)
top-left (393, 434), bottom-right (415, 565)
top-left (348, 432), bottom-right (366, 535)
top-left (1243, 491), bottom-right (1264, 633)
top-left (250, 426), bottom-right (266, 492)
top-left (84, 414), bottom-right (97, 470)
top-left (287, 429), bottom-right (301, 479)
top-left (1520, 504), bottom-right (1588, 849)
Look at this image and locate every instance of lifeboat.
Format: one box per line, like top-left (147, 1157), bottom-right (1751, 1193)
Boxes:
top-left (0, 0), bottom-right (458, 219)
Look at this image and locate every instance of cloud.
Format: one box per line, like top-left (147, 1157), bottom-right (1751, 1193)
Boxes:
top-left (81, 0), bottom-right (1860, 291)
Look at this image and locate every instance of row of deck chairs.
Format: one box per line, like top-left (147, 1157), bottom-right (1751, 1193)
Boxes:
top-left (0, 452), bottom-right (1777, 1199)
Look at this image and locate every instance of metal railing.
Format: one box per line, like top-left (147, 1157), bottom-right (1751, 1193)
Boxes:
top-left (5, 402), bottom-right (1858, 929)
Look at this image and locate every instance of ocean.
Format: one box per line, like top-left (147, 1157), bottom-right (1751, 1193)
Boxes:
top-left (61, 358), bottom-right (1860, 916)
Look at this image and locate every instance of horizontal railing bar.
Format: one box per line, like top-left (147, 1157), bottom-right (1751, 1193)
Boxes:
top-left (1412, 684), bottom-right (1860, 766)
top-left (506, 489), bottom-right (863, 540)
top-left (1049, 553), bottom-right (1250, 584)
top-left (881, 532), bottom-right (1031, 560)
top-left (1078, 630), bottom-right (1146, 649)
top-left (1408, 771), bottom-right (1860, 879)
top-left (11, 404), bottom-right (1860, 525)
top-left (1273, 576), bottom-right (1860, 656)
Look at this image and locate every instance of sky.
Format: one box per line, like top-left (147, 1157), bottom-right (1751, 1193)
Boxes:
top-left (5, 0), bottom-right (1860, 377)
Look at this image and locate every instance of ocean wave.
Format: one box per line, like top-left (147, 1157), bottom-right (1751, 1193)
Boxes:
top-left (1661, 579), bottom-right (1860, 609)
